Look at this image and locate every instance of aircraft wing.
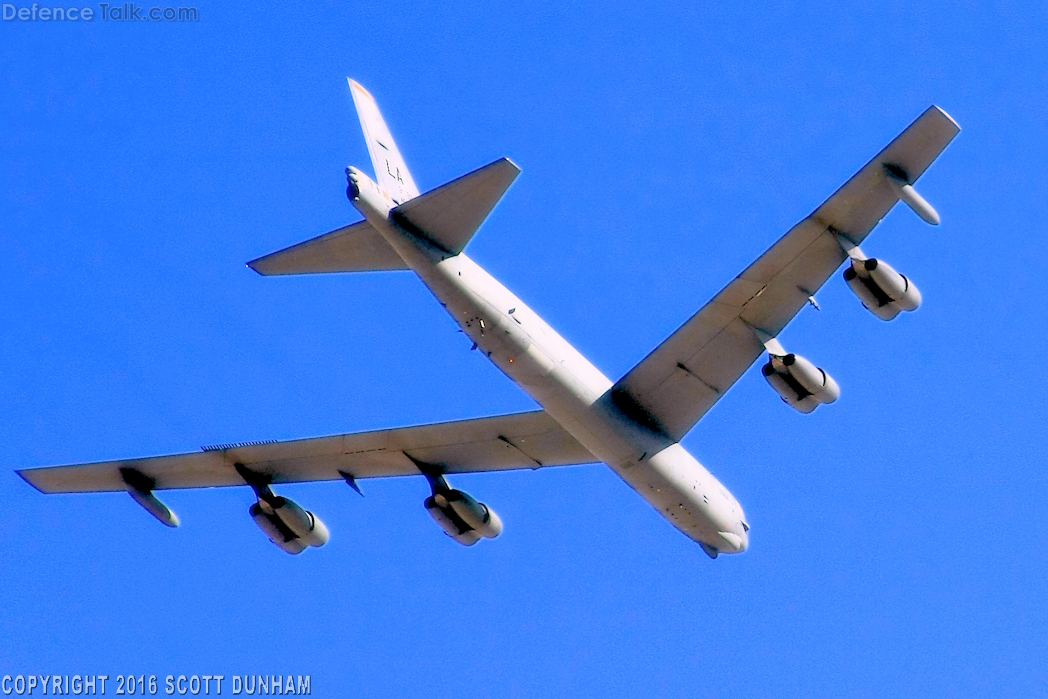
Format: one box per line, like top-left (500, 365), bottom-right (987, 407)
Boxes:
top-left (18, 410), bottom-right (598, 494)
top-left (611, 106), bottom-right (961, 442)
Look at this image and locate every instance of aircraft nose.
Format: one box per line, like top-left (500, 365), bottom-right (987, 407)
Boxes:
top-left (716, 521), bottom-right (749, 553)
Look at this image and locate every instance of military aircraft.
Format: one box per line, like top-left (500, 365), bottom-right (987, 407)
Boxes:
top-left (18, 81), bottom-right (959, 559)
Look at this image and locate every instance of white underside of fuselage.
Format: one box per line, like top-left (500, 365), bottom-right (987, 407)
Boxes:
top-left (351, 178), bottom-right (748, 555)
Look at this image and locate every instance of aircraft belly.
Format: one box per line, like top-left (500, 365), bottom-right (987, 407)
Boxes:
top-left (428, 268), bottom-right (735, 543)
top-left (617, 444), bottom-right (741, 545)
top-left (368, 218), bottom-right (740, 547)
top-left (400, 255), bottom-right (641, 467)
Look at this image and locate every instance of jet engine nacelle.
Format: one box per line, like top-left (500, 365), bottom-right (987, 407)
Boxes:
top-left (269, 496), bottom-right (330, 548)
top-left (425, 495), bottom-right (482, 546)
top-left (248, 497), bottom-right (329, 555)
top-left (250, 502), bottom-right (308, 555)
top-left (843, 258), bottom-right (922, 321)
top-left (762, 353), bottom-right (840, 414)
top-left (424, 489), bottom-right (503, 546)
top-left (445, 490), bottom-right (503, 539)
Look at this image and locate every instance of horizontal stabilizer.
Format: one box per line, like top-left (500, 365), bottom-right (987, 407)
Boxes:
top-left (392, 158), bottom-right (521, 255)
top-left (247, 220), bottom-right (408, 275)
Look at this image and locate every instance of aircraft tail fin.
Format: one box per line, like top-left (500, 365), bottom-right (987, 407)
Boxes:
top-left (349, 79), bottom-right (420, 205)
top-left (248, 85), bottom-right (519, 275)
top-left (391, 158), bottom-right (520, 255)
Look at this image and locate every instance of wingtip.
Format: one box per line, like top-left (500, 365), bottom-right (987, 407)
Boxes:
top-left (931, 105), bottom-right (961, 132)
top-left (347, 78), bottom-right (373, 101)
top-left (245, 258), bottom-right (270, 276)
top-left (499, 157), bottom-right (523, 176)
top-left (15, 468), bottom-right (47, 494)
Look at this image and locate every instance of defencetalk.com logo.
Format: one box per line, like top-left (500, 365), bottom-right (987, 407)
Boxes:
top-left (3, 3), bottom-right (199, 21)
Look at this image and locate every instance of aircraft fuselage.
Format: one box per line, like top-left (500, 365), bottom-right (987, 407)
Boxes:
top-left (348, 167), bottom-right (749, 556)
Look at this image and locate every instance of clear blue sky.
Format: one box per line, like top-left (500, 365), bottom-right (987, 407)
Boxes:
top-left (3, 2), bottom-right (1046, 697)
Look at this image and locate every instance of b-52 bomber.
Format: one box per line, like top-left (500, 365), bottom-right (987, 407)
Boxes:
top-left (19, 82), bottom-right (959, 559)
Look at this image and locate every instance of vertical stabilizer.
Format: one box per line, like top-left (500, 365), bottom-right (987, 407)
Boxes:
top-left (348, 79), bottom-right (420, 205)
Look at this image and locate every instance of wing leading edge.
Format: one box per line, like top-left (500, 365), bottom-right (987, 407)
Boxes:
top-left (18, 411), bottom-right (598, 494)
top-left (610, 106), bottom-right (961, 442)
